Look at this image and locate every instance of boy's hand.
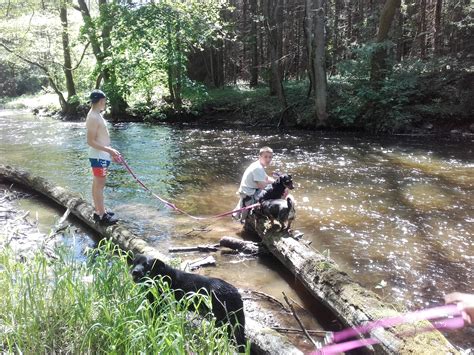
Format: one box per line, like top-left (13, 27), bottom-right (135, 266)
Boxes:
top-left (108, 148), bottom-right (122, 163)
top-left (445, 292), bottom-right (474, 324)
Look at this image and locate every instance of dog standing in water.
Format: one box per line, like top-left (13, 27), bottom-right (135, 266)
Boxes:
top-left (131, 254), bottom-right (246, 351)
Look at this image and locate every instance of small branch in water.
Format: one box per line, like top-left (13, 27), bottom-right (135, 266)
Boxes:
top-left (183, 227), bottom-right (212, 236)
top-left (244, 290), bottom-right (290, 312)
top-left (169, 244), bottom-right (220, 253)
top-left (282, 291), bottom-right (319, 348)
top-left (271, 327), bottom-right (329, 337)
top-left (182, 255), bottom-right (216, 271)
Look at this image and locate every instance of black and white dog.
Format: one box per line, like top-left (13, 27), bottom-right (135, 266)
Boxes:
top-left (131, 254), bottom-right (246, 350)
top-left (260, 197), bottom-right (296, 231)
top-left (258, 174), bottom-right (294, 202)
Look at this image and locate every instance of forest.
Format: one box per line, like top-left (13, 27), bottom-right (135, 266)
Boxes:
top-left (0, 0), bottom-right (472, 133)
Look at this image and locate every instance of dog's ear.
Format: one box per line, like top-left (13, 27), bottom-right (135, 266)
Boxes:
top-left (275, 177), bottom-right (281, 184)
top-left (288, 174), bottom-right (292, 180)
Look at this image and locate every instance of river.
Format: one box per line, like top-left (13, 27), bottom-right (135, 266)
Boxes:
top-left (0, 109), bottom-right (472, 350)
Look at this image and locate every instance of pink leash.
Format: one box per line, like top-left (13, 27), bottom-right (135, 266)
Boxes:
top-left (118, 156), bottom-right (259, 220)
top-left (310, 304), bottom-right (465, 354)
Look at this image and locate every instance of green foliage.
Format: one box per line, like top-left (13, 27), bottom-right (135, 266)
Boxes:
top-left (0, 62), bottom-right (46, 97)
top-left (109, 0), bottom-right (228, 108)
top-left (0, 240), bottom-right (242, 353)
top-left (329, 43), bottom-right (423, 133)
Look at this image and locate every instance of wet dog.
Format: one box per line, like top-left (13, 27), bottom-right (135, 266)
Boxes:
top-left (131, 254), bottom-right (246, 350)
top-left (258, 174), bottom-right (294, 202)
top-left (260, 196), bottom-right (296, 231)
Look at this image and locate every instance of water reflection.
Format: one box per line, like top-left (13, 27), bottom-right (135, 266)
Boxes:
top-left (1, 110), bottom-right (472, 348)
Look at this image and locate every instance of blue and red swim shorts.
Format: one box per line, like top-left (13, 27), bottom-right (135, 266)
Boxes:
top-left (89, 158), bottom-right (111, 177)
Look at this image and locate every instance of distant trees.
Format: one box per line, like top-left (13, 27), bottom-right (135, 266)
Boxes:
top-left (0, 0), bottom-right (84, 115)
top-left (0, 0), bottom-right (471, 126)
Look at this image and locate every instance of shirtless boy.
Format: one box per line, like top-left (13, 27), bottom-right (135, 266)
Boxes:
top-left (86, 89), bottom-right (121, 225)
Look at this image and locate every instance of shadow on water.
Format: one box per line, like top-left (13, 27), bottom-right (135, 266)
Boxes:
top-left (1, 110), bottom-right (472, 349)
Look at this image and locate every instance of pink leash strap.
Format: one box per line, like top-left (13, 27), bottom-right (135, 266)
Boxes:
top-left (331, 304), bottom-right (462, 343)
top-left (119, 156), bottom-right (259, 220)
top-left (313, 315), bottom-right (464, 354)
top-left (310, 304), bottom-right (464, 355)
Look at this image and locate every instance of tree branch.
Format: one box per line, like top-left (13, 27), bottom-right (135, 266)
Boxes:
top-left (0, 41), bottom-right (66, 107)
top-left (0, 42), bottom-right (48, 72)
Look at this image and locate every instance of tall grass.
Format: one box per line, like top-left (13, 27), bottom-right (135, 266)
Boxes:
top-left (0, 241), bottom-right (243, 354)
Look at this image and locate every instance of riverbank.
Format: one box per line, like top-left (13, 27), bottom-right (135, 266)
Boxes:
top-left (2, 68), bottom-right (473, 135)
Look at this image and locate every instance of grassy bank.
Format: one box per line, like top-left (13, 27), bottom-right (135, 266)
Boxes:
top-left (0, 93), bottom-right (60, 111)
top-left (0, 241), bottom-right (242, 354)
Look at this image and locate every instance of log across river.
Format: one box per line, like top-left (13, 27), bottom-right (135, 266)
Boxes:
top-left (0, 165), bottom-right (459, 354)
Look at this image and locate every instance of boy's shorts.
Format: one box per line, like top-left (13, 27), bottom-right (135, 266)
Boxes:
top-left (89, 158), bottom-right (111, 177)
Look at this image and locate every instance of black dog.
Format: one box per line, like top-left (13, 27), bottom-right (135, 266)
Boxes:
top-left (258, 174), bottom-right (294, 202)
top-left (260, 197), bottom-right (296, 231)
top-left (131, 254), bottom-right (246, 350)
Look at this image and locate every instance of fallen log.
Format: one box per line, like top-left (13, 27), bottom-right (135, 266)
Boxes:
top-left (0, 165), bottom-right (167, 262)
top-left (219, 235), bottom-right (268, 255)
top-left (245, 215), bottom-right (459, 354)
top-left (0, 165), bottom-right (304, 355)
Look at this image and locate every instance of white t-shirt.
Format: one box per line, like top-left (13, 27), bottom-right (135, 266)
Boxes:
top-left (238, 160), bottom-right (267, 196)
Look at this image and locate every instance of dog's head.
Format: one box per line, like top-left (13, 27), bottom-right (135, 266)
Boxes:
top-left (131, 254), bottom-right (166, 282)
top-left (275, 174), bottom-right (294, 190)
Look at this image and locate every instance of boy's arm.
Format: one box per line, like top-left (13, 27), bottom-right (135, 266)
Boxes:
top-left (256, 175), bottom-right (274, 189)
top-left (254, 166), bottom-right (274, 189)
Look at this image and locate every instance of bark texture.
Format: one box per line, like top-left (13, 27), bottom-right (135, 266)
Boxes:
top-left (245, 214), bottom-right (459, 354)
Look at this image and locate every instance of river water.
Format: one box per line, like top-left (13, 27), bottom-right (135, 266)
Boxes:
top-left (1, 110), bottom-right (472, 350)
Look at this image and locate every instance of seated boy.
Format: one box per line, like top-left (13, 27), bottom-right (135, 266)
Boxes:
top-left (233, 146), bottom-right (275, 222)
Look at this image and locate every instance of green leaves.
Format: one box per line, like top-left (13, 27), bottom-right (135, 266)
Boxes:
top-left (109, 1), bottom-right (228, 108)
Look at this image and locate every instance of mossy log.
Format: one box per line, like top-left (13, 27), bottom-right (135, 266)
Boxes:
top-left (245, 214), bottom-right (459, 354)
top-left (0, 165), bottom-right (303, 355)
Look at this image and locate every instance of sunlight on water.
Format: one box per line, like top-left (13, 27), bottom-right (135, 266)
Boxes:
top-left (1, 110), bottom-right (473, 349)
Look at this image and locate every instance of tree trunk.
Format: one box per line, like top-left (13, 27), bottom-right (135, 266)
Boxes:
top-left (249, 0), bottom-right (259, 87)
top-left (244, 213), bottom-right (459, 354)
top-left (313, 0), bottom-right (328, 126)
top-left (263, 0), bottom-right (288, 108)
top-left (166, 21), bottom-right (176, 105)
top-left (332, 0), bottom-right (342, 71)
top-left (303, 0), bottom-right (315, 97)
top-left (419, 0), bottom-right (427, 58)
top-left (173, 18), bottom-right (183, 111)
top-left (433, 0), bottom-right (443, 56)
top-left (76, 0), bottom-right (128, 119)
top-left (370, 0), bottom-right (401, 86)
top-left (59, 1), bottom-right (78, 115)
top-left (395, 7), bottom-right (404, 61)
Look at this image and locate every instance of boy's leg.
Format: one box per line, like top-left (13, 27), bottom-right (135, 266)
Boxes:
top-left (92, 175), bottom-right (106, 216)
